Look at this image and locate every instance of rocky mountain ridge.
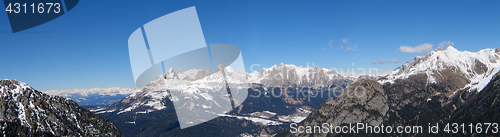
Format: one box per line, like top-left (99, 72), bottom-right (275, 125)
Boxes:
top-left (0, 79), bottom-right (123, 136)
top-left (248, 63), bottom-right (355, 88)
top-left (380, 46), bottom-right (500, 92)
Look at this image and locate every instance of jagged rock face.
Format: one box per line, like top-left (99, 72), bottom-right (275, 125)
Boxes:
top-left (0, 80), bottom-right (123, 137)
top-left (248, 63), bottom-right (354, 88)
top-left (326, 79), bottom-right (389, 127)
top-left (283, 79), bottom-right (389, 137)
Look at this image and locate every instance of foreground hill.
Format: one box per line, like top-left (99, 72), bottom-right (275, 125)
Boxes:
top-left (0, 80), bottom-right (123, 136)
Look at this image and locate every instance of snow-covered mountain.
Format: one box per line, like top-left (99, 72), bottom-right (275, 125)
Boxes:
top-left (282, 47), bottom-right (500, 137)
top-left (97, 65), bottom-right (247, 114)
top-left (248, 63), bottom-right (355, 88)
top-left (43, 87), bottom-right (137, 106)
top-left (0, 79), bottom-right (122, 136)
top-left (380, 46), bottom-right (500, 92)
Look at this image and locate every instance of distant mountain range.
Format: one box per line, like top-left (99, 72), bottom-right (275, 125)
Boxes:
top-left (43, 87), bottom-right (136, 106)
top-left (280, 46), bottom-right (500, 137)
top-left (92, 64), bottom-right (357, 136)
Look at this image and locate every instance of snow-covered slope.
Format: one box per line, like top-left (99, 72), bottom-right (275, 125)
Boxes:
top-left (93, 64), bottom-right (353, 136)
top-left (380, 46), bottom-right (500, 92)
top-left (96, 66), bottom-right (248, 115)
top-left (0, 79), bottom-right (122, 136)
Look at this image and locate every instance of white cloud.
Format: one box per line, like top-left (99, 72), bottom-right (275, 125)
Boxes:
top-left (372, 59), bottom-right (401, 64)
top-left (437, 40), bottom-right (454, 48)
top-left (398, 43), bottom-right (433, 53)
top-left (328, 40), bottom-right (334, 48)
top-left (329, 38), bottom-right (358, 51)
top-left (342, 38), bottom-right (348, 44)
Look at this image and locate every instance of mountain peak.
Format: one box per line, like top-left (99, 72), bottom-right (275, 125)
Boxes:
top-left (168, 67), bottom-right (175, 72)
top-left (381, 47), bottom-right (500, 93)
top-left (435, 47), bottom-right (444, 51)
top-left (444, 45), bottom-right (459, 52)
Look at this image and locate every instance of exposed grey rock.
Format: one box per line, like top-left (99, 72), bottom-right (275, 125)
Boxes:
top-left (285, 79), bottom-right (389, 137)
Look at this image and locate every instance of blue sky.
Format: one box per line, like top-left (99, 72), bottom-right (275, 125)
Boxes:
top-left (1, 0), bottom-right (499, 91)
